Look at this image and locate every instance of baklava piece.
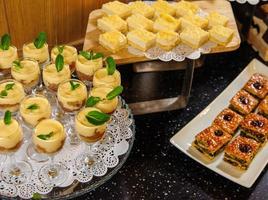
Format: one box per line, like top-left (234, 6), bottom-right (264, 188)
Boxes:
top-left (243, 73), bottom-right (268, 99)
top-left (224, 136), bottom-right (260, 170)
top-left (99, 31), bottom-right (127, 53)
top-left (258, 96), bottom-right (268, 118)
top-left (213, 108), bottom-right (243, 135)
top-left (193, 125), bottom-right (232, 159)
top-left (209, 25), bottom-right (234, 46)
top-left (180, 26), bottom-right (209, 49)
top-left (97, 15), bottom-right (127, 33)
top-left (101, 1), bottom-right (131, 19)
top-left (240, 113), bottom-right (268, 143)
top-left (229, 90), bottom-right (259, 115)
top-left (127, 29), bottom-right (156, 51)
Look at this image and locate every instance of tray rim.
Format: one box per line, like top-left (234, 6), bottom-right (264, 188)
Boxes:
top-left (170, 58), bottom-right (268, 188)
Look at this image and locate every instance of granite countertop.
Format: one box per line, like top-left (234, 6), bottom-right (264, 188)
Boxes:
top-left (80, 43), bottom-right (268, 200)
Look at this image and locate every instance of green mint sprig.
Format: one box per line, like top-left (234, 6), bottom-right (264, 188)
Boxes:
top-left (57, 45), bottom-right (65, 54)
top-left (106, 56), bottom-right (116, 75)
top-left (37, 131), bottom-right (54, 140)
top-left (34, 32), bottom-right (46, 49)
top-left (0, 34), bottom-right (11, 50)
top-left (85, 111), bottom-right (110, 126)
top-left (27, 103), bottom-right (39, 110)
top-left (69, 81), bottom-right (80, 91)
top-left (0, 82), bottom-right (15, 98)
top-left (79, 51), bottom-right (103, 60)
top-left (4, 110), bottom-right (12, 125)
top-left (55, 54), bottom-right (64, 72)
top-left (13, 60), bottom-right (22, 70)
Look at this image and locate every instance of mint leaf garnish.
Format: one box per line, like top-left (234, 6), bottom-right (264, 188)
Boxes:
top-left (55, 54), bottom-right (64, 72)
top-left (106, 57), bottom-right (116, 75)
top-left (34, 32), bottom-right (46, 49)
top-left (37, 131), bottom-right (54, 140)
top-left (106, 86), bottom-right (123, 100)
top-left (0, 34), bottom-right (11, 50)
top-left (27, 103), bottom-right (39, 110)
top-left (86, 111), bottom-right (110, 125)
top-left (4, 110), bottom-right (12, 125)
top-left (85, 96), bottom-right (101, 107)
top-left (57, 45), bottom-right (64, 54)
top-left (69, 81), bottom-right (80, 91)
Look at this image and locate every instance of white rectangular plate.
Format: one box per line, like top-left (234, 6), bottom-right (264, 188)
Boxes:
top-left (170, 59), bottom-right (268, 188)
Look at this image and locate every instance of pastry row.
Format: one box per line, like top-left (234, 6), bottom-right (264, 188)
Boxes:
top-left (95, 0), bottom-right (234, 53)
top-left (193, 73), bottom-right (268, 170)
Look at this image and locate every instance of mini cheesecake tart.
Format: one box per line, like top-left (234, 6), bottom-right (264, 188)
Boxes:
top-left (0, 80), bottom-right (25, 112)
top-left (0, 118), bottom-right (23, 151)
top-left (51, 45), bottom-right (77, 73)
top-left (89, 86), bottom-right (119, 114)
top-left (152, 0), bottom-right (176, 17)
top-left (20, 95), bottom-right (51, 127)
top-left (0, 46), bottom-right (18, 73)
top-left (57, 79), bottom-right (87, 112)
top-left (11, 58), bottom-right (40, 89)
top-left (75, 107), bottom-right (107, 143)
top-left (129, 1), bottom-right (155, 19)
top-left (42, 63), bottom-right (71, 92)
top-left (93, 68), bottom-right (121, 88)
top-left (33, 119), bottom-right (66, 154)
top-left (76, 54), bottom-right (103, 81)
top-left (23, 42), bottom-right (49, 64)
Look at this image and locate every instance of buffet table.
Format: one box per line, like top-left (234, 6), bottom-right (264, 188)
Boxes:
top-left (78, 42), bottom-right (268, 200)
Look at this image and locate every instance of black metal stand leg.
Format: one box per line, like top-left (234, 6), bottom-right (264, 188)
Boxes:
top-left (129, 59), bottom-right (196, 115)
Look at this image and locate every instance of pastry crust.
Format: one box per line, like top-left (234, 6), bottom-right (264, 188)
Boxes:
top-left (224, 136), bottom-right (260, 170)
top-left (258, 95), bottom-right (268, 117)
top-left (193, 125), bottom-right (232, 159)
top-left (243, 73), bottom-right (268, 99)
top-left (213, 108), bottom-right (243, 135)
top-left (229, 90), bottom-right (259, 115)
top-left (240, 113), bottom-right (268, 143)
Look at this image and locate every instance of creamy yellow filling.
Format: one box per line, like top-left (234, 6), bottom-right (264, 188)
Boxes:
top-left (0, 81), bottom-right (25, 106)
top-left (130, 1), bottom-right (155, 18)
top-left (90, 86), bottom-right (118, 114)
top-left (99, 30), bottom-right (127, 52)
top-left (75, 107), bottom-right (107, 138)
top-left (33, 119), bottom-right (66, 153)
top-left (42, 63), bottom-right (71, 86)
top-left (102, 0), bottom-right (131, 19)
top-left (154, 13), bottom-right (180, 32)
top-left (175, 0), bottom-right (199, 17)
top-left (23, 42), bottom-right (49, 63)
top-left (152, 0), bottom-right (176, 16)
top-left (0, 119), bottom-right (22, 149)
top-left (57, 80), bottom-right (87, 110)
top-left (97, 15), bottom-right (127, 33)
top-left (126, 14), bottom-right (154, 31)
top-left (76, 55), bottom-right (103, 76)
top-left (93, 68), bottom-right (121, 88)
top-left (11, 59), bottom-right (40, 85)
top-left (0, 46), bottom-right (18, 70)
top-left (20, 96), bottom-right (51, 126)
top-left (51, 45), bottom-right (77, 65)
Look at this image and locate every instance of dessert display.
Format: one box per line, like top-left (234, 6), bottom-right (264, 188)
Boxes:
top-left (156, 30), bottom-right (180, 51)
top-left (175, 0), bottom-right (199, 17)
top-left (101, 0), bottom-right (131, 19)
top-left (224, 136), bottom-right (260, 170)
top-left (0, 34), bottom-right (18, 75)
top-left (11, 58), bottom-right (40, 91)
top-left (0, 79), bottom-right (25, 112)
top-left (193, 125), bottom-right (232, 159)
top-left (213, 108), bottom-right (243, 135)
top-left (243, 73), bottom-right (268, 99)
top-left (127, 29), bottom-right (156, 52)
top-left (87, 85), bottom-right (123, 114)
top-left (75, 107), bottom-right (110, 143)
top-left (0, 111), bottom-right (23, 150)
top-left (93, 57), bottom-right (121, 88)
top-left (152, 0), bottom-right (176, 17)
top-left (230, 90), bottom-right (259, 115)
top-left (42, 54), bottom-right (71, 91)
top-left (209, 25), bottom-right (234, 46)
top-left (153, 13), bottom-right (180, 32)
top-left (240, 113), bottom-right (268, 143)
top-left (23, 32), bottom-right (49, 64)
top-left (76, 51), bottom-right (103, 81)
top-left (129, 1), bottom-right (155, 19)
top-left (207, 11), bottom-right (229, 28)
top-left (51, 45), bottom-right (77, 73)
top-left (180, 26), bottom-right (209, 49)
top-left (33, 119), bottom-right (66, 154)
top-left (57, 79), bottom-right (87, 112)
top-left (97, 15), bottom-right (127, 33)
top-left (99, 30), bottom-right (127, 53)
top-left (20, 95), bottom-right (51, 127)
top-left (126, 14), bottom-right (154, 32)
top-left (258, 96), bottom-right (268, 117)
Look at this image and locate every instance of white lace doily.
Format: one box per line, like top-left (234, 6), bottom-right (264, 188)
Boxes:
top-left (229, 0), bottom-right (268, 5)
top-left (127, 3), bottom-right (218, 62)
top-left (0, 97), bottom-right (134, 199)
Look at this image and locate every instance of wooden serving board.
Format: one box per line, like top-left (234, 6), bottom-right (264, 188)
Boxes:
top-left (83, 0), bottom-right (241, 65)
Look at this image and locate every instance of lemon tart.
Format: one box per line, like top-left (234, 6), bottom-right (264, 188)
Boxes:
top-left (33, 119), bottom-right (66, 154)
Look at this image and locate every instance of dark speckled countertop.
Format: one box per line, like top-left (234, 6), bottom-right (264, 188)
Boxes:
top-left (79, 43), bottom-right (268, 200)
